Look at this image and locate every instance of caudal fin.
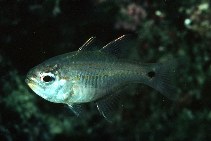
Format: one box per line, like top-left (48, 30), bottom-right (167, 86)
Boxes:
top-left (144, 60), bottom-right (178, 100)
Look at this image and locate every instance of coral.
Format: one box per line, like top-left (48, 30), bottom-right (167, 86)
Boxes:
top-left (115, 3), bottom-right (147, 31)
top-left (183, 2), bottom-right (211, 38)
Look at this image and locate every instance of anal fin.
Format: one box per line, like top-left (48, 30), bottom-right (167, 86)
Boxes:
top-left (96, 93), bottom-right (121, 121)
top-left (68, 104), bottom-right (86, 117)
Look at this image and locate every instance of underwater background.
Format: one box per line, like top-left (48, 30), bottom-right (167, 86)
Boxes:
top-left (0, 0), bottom-right (211, 141)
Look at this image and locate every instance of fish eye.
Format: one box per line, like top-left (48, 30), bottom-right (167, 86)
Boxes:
top-left (43, 75), bottom-right (55, 82)
top-left (41, 73), bottom-right (55, 83)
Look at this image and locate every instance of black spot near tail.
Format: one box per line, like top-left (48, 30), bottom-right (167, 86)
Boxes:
top-left (147, 71), bottom-right (156, 78)
top-left (142, 60), bottom-right (178, 100)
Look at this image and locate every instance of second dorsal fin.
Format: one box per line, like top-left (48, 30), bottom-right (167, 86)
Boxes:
top-left (77, 36), bottom-right (96, 52)
top-left (99, 35), bottom-right (133, 58)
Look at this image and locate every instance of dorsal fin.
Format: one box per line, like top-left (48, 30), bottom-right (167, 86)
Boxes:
top-left (77, 36), bottom-right (96, 52)
top-left (99, 35), bottom-right (134, 58)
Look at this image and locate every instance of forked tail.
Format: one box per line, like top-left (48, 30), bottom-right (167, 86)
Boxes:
top-left (142, 60), bottom-right (178, 100)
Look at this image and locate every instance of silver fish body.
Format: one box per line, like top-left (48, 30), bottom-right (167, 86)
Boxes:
top-left (26, 35), bottom-right (177, 118)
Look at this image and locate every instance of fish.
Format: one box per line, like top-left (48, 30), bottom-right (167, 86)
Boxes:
top-left (25, 35), bottom-right (178, 119)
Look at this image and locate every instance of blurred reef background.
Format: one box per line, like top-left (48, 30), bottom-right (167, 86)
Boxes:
top-left (0, 0), bottom-right (211, 141)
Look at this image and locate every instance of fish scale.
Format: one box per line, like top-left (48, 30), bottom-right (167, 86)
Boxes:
top-left (74, 61), bottom-right (139, 88)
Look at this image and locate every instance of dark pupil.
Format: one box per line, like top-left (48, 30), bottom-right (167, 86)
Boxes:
top-left (43, 75), bottom-right (54, 82)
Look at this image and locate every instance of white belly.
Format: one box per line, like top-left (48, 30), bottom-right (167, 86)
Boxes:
top-left (71, 84), bottom-right (105, 103)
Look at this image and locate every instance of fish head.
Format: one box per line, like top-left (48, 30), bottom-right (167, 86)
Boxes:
top-left (25, 62), bottom-right (71, 103)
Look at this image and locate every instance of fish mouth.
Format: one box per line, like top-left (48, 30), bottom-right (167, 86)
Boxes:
top-left (25, 77), bottom-right (42, 95)
top-left (25, 77), bottom-right (30, 84)
top-left (25, 77), bottom-right (34, 84)
top-left (25, 76), bottom-right (38, 88)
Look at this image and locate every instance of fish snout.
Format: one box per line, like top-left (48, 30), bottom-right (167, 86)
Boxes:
top-left (25, 70), bottom-right (38, 84)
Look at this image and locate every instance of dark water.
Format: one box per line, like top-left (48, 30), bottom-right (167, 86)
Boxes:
top-left (0, 0), bottom-right (211, 141)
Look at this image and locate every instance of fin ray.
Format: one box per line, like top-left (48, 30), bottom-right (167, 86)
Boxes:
top-left (99, 35), bottom-right (134, 58)
top-left (68, 103), bottom-right (86, 117)
top-left (143, 60), bottom-right (178, 100)
top-left (96, 93), bottom-right (121, 121)
top-left (78, 36), bottom-right (96, 52)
